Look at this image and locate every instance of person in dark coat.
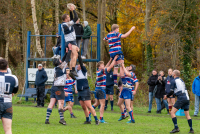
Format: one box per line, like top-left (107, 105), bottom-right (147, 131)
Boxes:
top-left (155, 71), bottom-right (168, 114)
top-left (73, 19), bottom-right (84, 48)
top-left (35, 64), bottom-right (48, 107)
top-left (147, 70), bottom-right (158, 113)
top-left (165, 68), bottom-right (175, 114)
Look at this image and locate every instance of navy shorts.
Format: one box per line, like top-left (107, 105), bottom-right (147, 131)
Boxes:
top-left (95, 89), bottom-right (106, 100)
top-left (105, 85), bottom-right (114, 95)
top-left (173, 99), bottom-right (190, 111)
top-left (50, 86), bottom-right (65, 100)
top-left (168, 94), bottom-right (175, 98)
top-left (111, 54), bottom-right (124, 61)
top-left (78, 88), bottom-right (91, 101)
top-left (0, 102), bottom-right (13, 119)
top-left (65, 95), bottom-right (74, 102)
top-left (65, 41), bottom-right (77, 48)
top-left (119, 89), bottom-right (132, 100)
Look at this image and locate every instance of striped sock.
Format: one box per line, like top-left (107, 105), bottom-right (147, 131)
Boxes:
top-left (113, 74), bottom-right (118, 85)
top-left (46, 108), bottom-right (52, 121)
top-left (100, 117), bottom-right (103, 120)
top-left (89, 111), bottom-right (91, 116)
top-left (169, 106), bottom-right (172, 113)
top-left (58, 109), bottom-right (64, 120)
top-left (129, 111), bottom-right (134, 121)
top-left (121, 112), bottom-right (125, 117)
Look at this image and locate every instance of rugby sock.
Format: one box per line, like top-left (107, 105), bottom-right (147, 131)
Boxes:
top-left (89, 111), bottom-right (91, 116)
top-left (172, 117), bottom-right (178, 129)
top-left (58, 109), bottom-right (64, 120)
top-left (100, 117), bottom-right (104, 120)
top-left (46, 108), bottom-right (52, 121)
top-left (124, 108), bottom-right (127, 114)
top-left (70, 112), bottom-right (74, 116)
top-left (86, 117), bottom-right (90, 122)
top-left (92, 105), bottom-right (96, 109)
top-left (94, 116), bottom-right (98, 121)
top-left (110, 100), bottom-right (114, 109)
top-left (169, 106), bottom-right (172, 113)
top-left (113, 74), bottom-right (118, 84)
top-left (65, 50), bottom-right (72, 63)
top-left (129, 111), bottom-right (134, 121)
top-left (187, 119), bottom-right (193, 130)
top-left (121, 112), bottom-right (125, 118)
top-left (105, 100), bottom-right (108, 109)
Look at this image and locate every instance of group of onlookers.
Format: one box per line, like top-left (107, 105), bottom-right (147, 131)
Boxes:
top-left (52, 19), bottom-right (92, 59)
top-left (147, 69), bottom-right (200, 117)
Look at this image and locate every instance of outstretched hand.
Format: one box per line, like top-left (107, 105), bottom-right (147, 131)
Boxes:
top-left (113, 55), bottom-right (119, 61)
top-left (163, 95), bottom-right (167, 100)
top-left (131, 26), bottom-right (136, 30)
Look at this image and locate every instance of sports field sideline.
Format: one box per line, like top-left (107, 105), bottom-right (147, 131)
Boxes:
top-left (1, 105), bottom-right (199, 134)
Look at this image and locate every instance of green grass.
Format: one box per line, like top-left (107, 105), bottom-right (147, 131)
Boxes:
top-left (1, 104), bottom-right (200, 134)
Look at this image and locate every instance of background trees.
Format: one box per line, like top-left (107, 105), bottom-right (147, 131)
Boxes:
top-left (0, 0), bottom-right (199, 92)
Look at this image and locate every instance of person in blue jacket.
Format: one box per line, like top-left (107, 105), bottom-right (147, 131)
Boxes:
top-left (192, 72), bottom-right (200, 117)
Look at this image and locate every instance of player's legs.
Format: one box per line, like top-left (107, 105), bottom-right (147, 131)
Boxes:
top-left (93, 99), bottom-right (100, 108)
top-left (124, 99), bottom-right (131, 112)
top-left (170, 107), bottom-right (179, 132)
top-left (79, 101), bottom-right (89, 117)
top-left (117, 98), bottom-right (125, 112)
top-left (113, 66), bottom-right (119, 85)
top-left (184, 110), bottom-right (194, 133)
top-left (58, 99), bottom-right (64, 109)
top-left (130, 101), bottom-right (133, 111)
top-left (2, 117), bottom-right (12, 134)
top-left (84, 100), bottom-right (99, 122)
top-left (109, 95), bottom-right (114, 110)
top-left (105, 94), bottom-right (109, 110)
top-left (99, 99), bottom-right (106, 122)
top-left (48, 98), bottom-right (56, 109)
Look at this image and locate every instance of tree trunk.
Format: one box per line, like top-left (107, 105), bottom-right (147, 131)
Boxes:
top-left (22, 0), bottom-right (27, 80)
top-left (31, 0), bottom-right (44, 58)
top-left (55, 0), bottom-right (59, 32)
top-left (5, 28), bottom-right (9, 61)
top-left (82, 0), bottom-right (86, 21)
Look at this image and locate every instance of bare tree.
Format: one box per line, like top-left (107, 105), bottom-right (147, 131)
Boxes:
top-left (82, 0), bottom-right (86, 21)
top-left (55, 0), bottom-right (59, 32)
top-left (31, 0), bottom-right (44, 58)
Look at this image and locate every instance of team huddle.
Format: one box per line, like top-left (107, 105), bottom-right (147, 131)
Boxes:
top-left (0, 3), bottom-right (194, 134)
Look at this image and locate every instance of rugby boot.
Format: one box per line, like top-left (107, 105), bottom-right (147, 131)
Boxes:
top-left (188, 129), bottom-right (194, 133)
top-left (69, 71), bottom-right (77, 80)
top-left (59, 119), bottom-right (67, 125)
top-left (95, 120), bottom-right (99, 125)
top-left (71, 114), bottom-right (77, 118)
top-left (118, 116), bottom-right (126, 121)
top-left (170, 128), bottom-right (180, 133)
top-left (99, 119), bottom-right (107, 123)
top-left (45, 120), bottom-right (50, 124)
top-left (83, 121), bottom-right (91, 124)
top-left (126, 120), bottom-right (135, 123)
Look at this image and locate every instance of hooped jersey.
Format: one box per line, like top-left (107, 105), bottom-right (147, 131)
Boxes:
top-left (96, 68), bottom-right (107, 90)
top-left (104, 31), bottom-right (123, 57)
top-left (0, 72), bottom-right (18, 103)
top-left (124, 72), bottom-right (138, 91)
top-left (64, 78), bottom-right (75, 96)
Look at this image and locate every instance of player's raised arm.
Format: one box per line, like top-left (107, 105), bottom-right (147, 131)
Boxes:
top-left (106, 55), bottom-right (118, 72)
top-left (121, 26), bottom-right (135, 38)
top-left (121, 63), bottom-right (132, 77)
top-left (105, 58), bottom-right (112, 68)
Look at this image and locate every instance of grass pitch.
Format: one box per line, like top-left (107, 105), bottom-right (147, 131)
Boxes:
top-left (1, 105), bottom-right (200, 134)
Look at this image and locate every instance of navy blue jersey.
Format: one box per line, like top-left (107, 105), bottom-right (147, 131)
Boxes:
top-left (0, 72), bottom-right (18, 102)
top-left (165, 75), bottom-right (174, 94)
top-left (170, 77), bottom-right (189, 100)
top-left (106, 69), bottom-right (114, 86)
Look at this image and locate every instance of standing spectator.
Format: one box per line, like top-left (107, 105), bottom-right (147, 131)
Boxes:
top-left (155, 71), bottom-right (169, 114)
top-left (147, 70), bottom-right (158, 113)
top-left (192, 72), bottom-right (200, 117)
top-left (73, 18), bottom-right (84, 48)
top-left (81, 21), bottom-right (92, 59)
top-left (35, 64), bottom-right (48, 107)
top-left (165, 68), bottom-right (175, 114)
top-left (52, 33), bottom-right (61, 59)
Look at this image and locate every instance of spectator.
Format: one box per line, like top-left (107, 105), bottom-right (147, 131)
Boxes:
top-left (81, 21), bottom-right (92, 59)
top-left (73, 18), bottom-right (84, 48)
top-left (192, 72), bottom-right (200, 117)
top-left (52, 33), bottom-right (61, 59)
top-left (165, 68), bottom-right (175, 114)
top-left (147, 70), bottom-right (158, 113)
top-left (35, 64), bottom-right (48, 107)
top-left (155, 71), bottom-right (169, 114)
